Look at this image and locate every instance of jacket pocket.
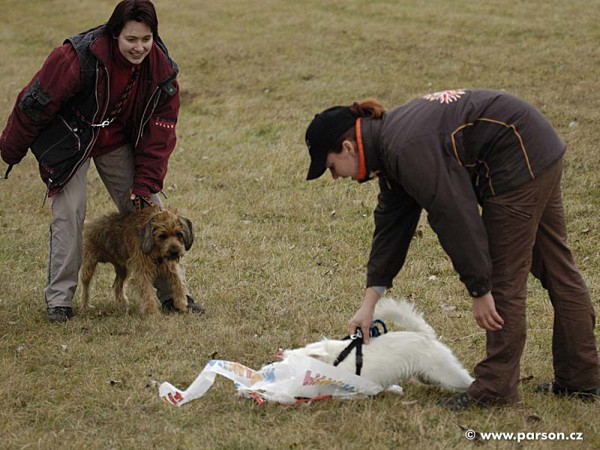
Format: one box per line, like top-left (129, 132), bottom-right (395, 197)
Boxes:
top-left (19, 79), bottom-right (52, 122)
top-left (31, 115), bottom-right (83, 186)
top-left (484, 185), bottom-right (540, 221)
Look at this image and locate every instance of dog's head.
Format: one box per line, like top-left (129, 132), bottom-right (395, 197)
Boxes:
top-left (140, 207), bottom-right (194, 262)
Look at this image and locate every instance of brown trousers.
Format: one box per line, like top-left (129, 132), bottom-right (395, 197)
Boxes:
top-left (467, 158), bottom-right (600, 404)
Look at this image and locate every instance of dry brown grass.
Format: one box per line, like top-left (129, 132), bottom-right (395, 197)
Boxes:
top-left (0, 0), bottom-right (598, 448)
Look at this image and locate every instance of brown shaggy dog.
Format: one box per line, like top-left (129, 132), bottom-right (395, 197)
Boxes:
top-left (80, 206), bottom-right (194, 314)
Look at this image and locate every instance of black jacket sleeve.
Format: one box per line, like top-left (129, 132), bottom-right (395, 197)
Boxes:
top-left (397, 137), bottom-right (492, 297)
top-left (366, 175), bottom-right (422, 288)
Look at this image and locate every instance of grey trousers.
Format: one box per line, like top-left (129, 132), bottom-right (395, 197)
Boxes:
top-left (467, 158), bottom-right (600, 404)
top-left (44, 145), bottom-right (187, 309)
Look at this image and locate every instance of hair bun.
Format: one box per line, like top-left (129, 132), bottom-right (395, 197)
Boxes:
top-left (349, 98), bottom-right (386, 119)
top-left (350, 101), bottom-right (366, 117)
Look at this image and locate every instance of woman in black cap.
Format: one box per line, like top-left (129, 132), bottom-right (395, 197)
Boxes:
top-left (304, 89), bottom-right (599, 409)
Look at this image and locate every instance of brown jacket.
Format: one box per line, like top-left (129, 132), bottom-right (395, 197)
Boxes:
top-left (361, 89), bottom-right (565, 296)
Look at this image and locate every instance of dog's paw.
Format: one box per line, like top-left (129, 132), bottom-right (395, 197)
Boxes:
top-left (173, 296), bottom-right (188, 312)
top-left (143, 301), bottom-right (161, 315)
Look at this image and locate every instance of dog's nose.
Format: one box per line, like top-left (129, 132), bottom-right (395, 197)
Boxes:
top-left (167, 247), bottom-right (181, 260)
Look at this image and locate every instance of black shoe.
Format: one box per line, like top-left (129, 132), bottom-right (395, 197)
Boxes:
top-left (47, 306), bottom-right (74, 323)
top-left (535, 381), bottom-right (599, 402)
top-left (162, 295), bottom-right (205, 314)
top-left (438, 392), bottom-right (475, 411)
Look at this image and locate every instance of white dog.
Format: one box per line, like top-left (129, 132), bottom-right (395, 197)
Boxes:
top-left (281, 298), bottom-right (474, 392)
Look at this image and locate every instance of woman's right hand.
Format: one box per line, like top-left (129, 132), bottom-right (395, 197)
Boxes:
top-left (348, 288), bottom-right (382, 343)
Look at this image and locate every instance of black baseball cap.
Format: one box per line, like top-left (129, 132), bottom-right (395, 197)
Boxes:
top-left (305, 106), bottom-right (356, 180)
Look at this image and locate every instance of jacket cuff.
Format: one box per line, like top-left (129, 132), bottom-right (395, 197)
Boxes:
top-left (466, 282), bottom-right (491, 298)
top-left (131, 184), bottom-right (152, 198)
top-left (1, 151), bottom-right (23, 166)
top-left (366, 275), bottom-right (393, 290)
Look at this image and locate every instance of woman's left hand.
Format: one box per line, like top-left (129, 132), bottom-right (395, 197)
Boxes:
top-left (472, 292), bottom-right (504, 331)
top-left (130, 189), bottom-right (153, 211)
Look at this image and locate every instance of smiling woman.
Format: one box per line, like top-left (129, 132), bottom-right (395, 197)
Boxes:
top-left (106, 0), bottom-right (158, 65)
top-left (0, 0), bottom-right (204, 322)
top-left (117, 21), bottom-right (154, 65)
top-left (106, 0), bottom-right (159, 37)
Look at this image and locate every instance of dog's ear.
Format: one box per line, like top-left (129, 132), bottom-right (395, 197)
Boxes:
top-left (141, 222), bottom-right (155, 254)
top-left (179, 216), bottom-right (194, 251)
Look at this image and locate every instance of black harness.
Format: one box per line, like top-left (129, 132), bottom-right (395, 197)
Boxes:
top-left (333, 320), bottom-right (387, 376)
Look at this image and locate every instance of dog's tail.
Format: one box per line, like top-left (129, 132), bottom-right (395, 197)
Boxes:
top-left (373, 298), bottom-right (437, 339)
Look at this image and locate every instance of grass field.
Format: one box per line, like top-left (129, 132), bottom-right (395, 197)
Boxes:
top-left (0, 0), bottom-right (599, 448)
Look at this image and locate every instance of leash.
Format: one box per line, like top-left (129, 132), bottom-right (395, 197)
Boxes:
top-left (370, 319), bottom-right (387, 337)
top-left (333, 320), bottom-right (388, 376)
top-left (333, 329), bottom-right (364, 376)
top-left (3, 164), bottom-right (13, 179)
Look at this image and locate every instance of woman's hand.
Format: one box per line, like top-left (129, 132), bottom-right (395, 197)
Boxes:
top-left (348, 287), bottom-right (381, 343)
top-left (472, 291), bottom-right (504, 331)
top-left (129, 187), bottom-right (154, 212)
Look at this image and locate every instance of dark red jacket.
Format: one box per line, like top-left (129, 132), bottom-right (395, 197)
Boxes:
top-left (0, 25), bottom-right (180, 197)
top-left (360, 89), bottom-right (565, 297)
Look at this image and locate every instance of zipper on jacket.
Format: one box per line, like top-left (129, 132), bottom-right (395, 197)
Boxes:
top-left (87, 66), bottom-right (114, 128)
top-left (42, 186), bottom-right (50, 207)
top-left (134, 68), bottom-right (177, 147)
top-left (134, 86), bottom-right (160, 148)
top-left (49, 62), bottom-right (106, 192)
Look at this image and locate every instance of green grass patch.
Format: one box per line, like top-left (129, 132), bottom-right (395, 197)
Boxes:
top-left (0, 0), bottom-right (598, 448)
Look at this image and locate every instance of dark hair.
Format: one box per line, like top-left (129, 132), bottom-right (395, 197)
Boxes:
top-left (331, 98), bottom-right (386, 154)
top-left (105, 0), bottom-right (159, 37)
